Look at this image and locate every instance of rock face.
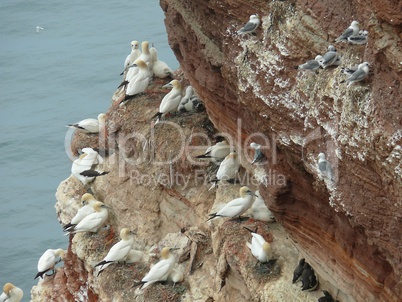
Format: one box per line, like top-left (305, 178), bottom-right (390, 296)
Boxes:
top-left (31, 1), bottom-right (402, 301)
top-left (160, 0), bottom-right (402, 302)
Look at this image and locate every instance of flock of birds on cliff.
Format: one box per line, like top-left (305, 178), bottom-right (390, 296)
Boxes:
top-left (0, 12), bottom-right (369, 302)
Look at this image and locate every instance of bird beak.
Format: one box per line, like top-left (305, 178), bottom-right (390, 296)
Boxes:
top-left (101, 204), bottom-right (111, 209)
top-left (163, 83), bottom-right (173, 88)
top-left (170, 247), bottom-right (180, 251)
top-left (129, 231), bottom-right (137, 235)
top-left (248, 190), bottom-right (258, 197)
top-left (129, 64), bottom-right (138, 69)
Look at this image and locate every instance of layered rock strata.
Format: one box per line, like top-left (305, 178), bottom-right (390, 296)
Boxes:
top-left (161, 0), bottom-right (402, 301)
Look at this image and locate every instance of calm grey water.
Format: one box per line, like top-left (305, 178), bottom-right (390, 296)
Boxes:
top-left (0, 1), bottom-right (178, 299)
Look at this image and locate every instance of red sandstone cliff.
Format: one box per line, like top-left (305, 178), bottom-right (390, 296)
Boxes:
top-left (161, 0), bottom-right (402, 301)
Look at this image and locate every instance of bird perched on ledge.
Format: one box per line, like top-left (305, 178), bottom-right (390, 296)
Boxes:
top-left (195, 137), bottom-right (231, 163)
top-left (133, 247), bottom-right (178, 290)
top-left (34, 248), bottom-right (64, 279)
top-left (151, 79), bottom-right (182, 123)
top-left (318, 290), bottom-right (339, 302)
top-left (121, 59), bottom-right (151, 104)
top-left (95, 228), bottom-right (136, 276)
top-left (292, 258), bottom-right (305, 283)
top-left (67, 113), bottom-right (106, 134)
top-left (63, 193), bottom-right (98, 232)
top-left (207, 186), bottom-right (257, 221)
top-left (237, 14), bottom-right (260, 35)
top-left (340, 62), bottom-right (369, 87)
top-left (335, 20), bottom-right (360, 43)
top-left (244, 227), bottom-right (273, 264)
top-left (209, 152), bottom-right (240, 189)
top-left (65, 201), bottom-right (109, 234)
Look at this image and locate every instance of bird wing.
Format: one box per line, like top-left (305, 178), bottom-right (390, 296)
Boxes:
top-left (216, 197), bottom-right (244, 217)
top-left (142, 259), bottom-right (172, 283)
top-left (104, 240), bottom-right (132, 262)
top-left (38, 250), bottom-right (55, 271)
top-left (74, 212), bottom-right (105, 232)
top-left (71, 205), bottom-right (95, 225)
top-left (216, 157), bottom-right (238, 179)
top-left (239, 21), bottom-right (258, 33)
top-left (337, 27), bottom-right (353, 40)
top-left (322, 52), bottom-right (337, 65)
top-left (347, 68), bottom-right (367, 82)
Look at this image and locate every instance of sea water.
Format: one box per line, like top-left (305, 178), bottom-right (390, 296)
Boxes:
top-left (0, 0), bottom-right (178, 299)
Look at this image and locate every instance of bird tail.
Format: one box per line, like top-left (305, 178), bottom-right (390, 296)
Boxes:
top-left (117, 81), bottom-right (128, 88)
top-left (207, 213), bottom-right (219, 222)
top-left (34, 271), bottom-right (45, 280)
top-left (79, 170), bottom-right (110, 177)
top-left (94, 260), bottom-right (112, 268)
top-left (195, 154), bottom-right (212, 159)
top-left (63, 223), bottom-right (76, 232)
top-left (132, 281), bottom-right (146, 289)
top-left (243, 226), bottom-right (257, 233)
top-left (151, 112), bottom-right (162, 121)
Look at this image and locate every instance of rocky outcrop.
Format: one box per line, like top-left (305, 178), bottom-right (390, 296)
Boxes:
top-left (160, 0), bottom-right (402, 301)
top-left (31, 0), bottom-right (401, 301)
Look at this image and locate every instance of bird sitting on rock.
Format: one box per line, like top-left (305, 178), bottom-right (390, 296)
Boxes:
top-left (300, 262), bottom-right (318, 291)
top-left (34, 248), bottom-right (64, 279)
top-left (318, 290), bottom-right (339, 302)
top-left (207, 186), bottom-right (257, 221)
top-left (95, 228), bottom-right (136, 276)
top-left (292, 258), bottom-right (305, 283)
top-left (237, 14), bottom-right (260, 35)
top-left (151, 79), bottom-right (182, 123)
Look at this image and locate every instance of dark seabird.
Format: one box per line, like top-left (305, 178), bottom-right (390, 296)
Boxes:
top-left (318, 290), bottom-right (339, 302)
top-left (301, 265), bottom-right (318, 291)
top-left (292, 258), bottom-right (305, 283)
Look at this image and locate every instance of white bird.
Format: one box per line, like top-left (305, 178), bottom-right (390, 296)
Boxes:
top-left (71, 148), bottom-right (108, 186)
top-left (35, 26), bottom-right (44, 33)
top-left (167, 267), bottom-right (184, 286)
top-left (195, 137), bottom-right (231, 162)
top-left (126, 249), bottom-right (147, 263)
top-left (136, 247), bottom-right (178, 290)
top-left (340, 62), bottom-right (370, 87)
top-left (67, 113), bottom-right (106, 134)
top-left (121, 40), bottom-right (141, 75)
top-left (294, 55), bottom-right (323, 71)
top-left (0, 283), bottom-right (23, 302)
top-left (317, 153), bottom-right (334, 181)
top-left (151, 79), bottom-right (182, 122)
top-left (245, 229), bottom-right (273, 263)
top-left (34, 249), bottom-right (64, 279)
top-left (335, 20), bottom-right (360, 43)
top-left (150, 46), bottom-right (174, 79)
top-left (95, 228), bottom-right (136, 276)
top-left (320, 45), bottom-right (339, 68)
top-left (63, 193), bottom-right (98, 232)
top-left (121, 59), bottom-right (151, 103)
top-left (237, 14), bottom-right (260, 35)
top-left (250, 190), bottom-right (275, 222)
top-left (177, 86), bottom-right (204, 113)
top-left (66, 201), bottom-right (109, 234)
top-left (207, 186), bottom-right (257, 221)
top-left (250, 142), bottom-right (265, 164)
top-left (210, 152), bottom-right (240, 188)
top-left (122, 41), bottom-right (152, 84)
